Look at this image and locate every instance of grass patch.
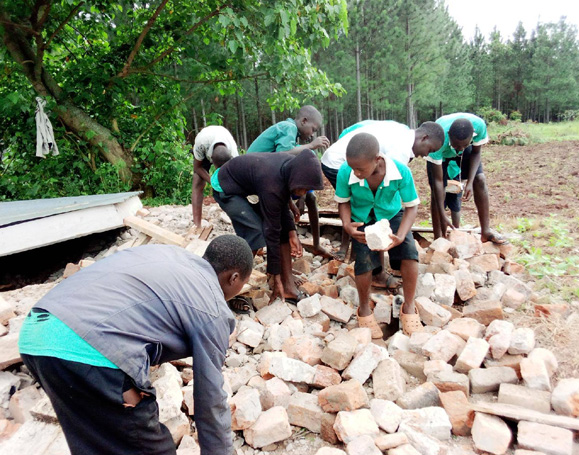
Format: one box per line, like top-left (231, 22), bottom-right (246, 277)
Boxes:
top-left (488, 120), bottom-right (579, 144)
top-left (502, 215), bottom-right (579, 302)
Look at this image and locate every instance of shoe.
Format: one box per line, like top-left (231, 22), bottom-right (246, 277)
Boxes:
top-left (400, 305), bottom-right (424, 336)
top-left (357, 310), bottom-right (383, 339)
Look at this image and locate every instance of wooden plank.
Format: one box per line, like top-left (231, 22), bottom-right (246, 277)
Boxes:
top-left (0, 196), bottom-right (142, 257)
top-left (199, 225), bottom-right (213, 241)
top-left (131, 232), bottom-right (152, 247)
top-left (470, 402), bottom-right (579, 431)
top-left (298, 214), bottom-right (342, 227)
top-left (298, 215), bottom-right (478, 234)
top-left (124, 216), bottom-right (185, 247)
top-left (184, 238), bottom-right (209, 256)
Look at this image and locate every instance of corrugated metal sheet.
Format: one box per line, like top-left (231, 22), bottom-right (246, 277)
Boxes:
top-left (0, 192), bottom-right (142, 227)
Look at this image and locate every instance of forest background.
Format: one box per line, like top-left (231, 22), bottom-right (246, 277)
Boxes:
top-left (1, 0), bottom-right (578, 203)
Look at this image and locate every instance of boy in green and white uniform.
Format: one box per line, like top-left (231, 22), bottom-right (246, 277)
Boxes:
top-left (336, 133), bottom-right (423, 338)
top-left (426, 112), bottom-right (506, 244)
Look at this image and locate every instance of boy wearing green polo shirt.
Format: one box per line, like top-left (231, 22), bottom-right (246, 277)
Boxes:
top-left (426, 112), bottom-right (506, 244)
top-left (247, 105), bottom-right (332, 258)
top-left (336, 133), bottom-right (423, 338)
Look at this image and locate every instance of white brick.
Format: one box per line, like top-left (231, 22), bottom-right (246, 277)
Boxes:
top-left (297, 294), bottom-right (322, 318)
top-left (454, 337), bottom-right (490, 373)
top-left (333, 409), bottom-right (380, 443)
top-left (365, 219), bottom-right (393, 250)
top-left (243, 406), bottom-right (292, 448)
top-left (551, 378), bottom-right (579, 417)
top-left (415, 297), bottom-right (451, 327)
top-left (472, 413), bottom-right (512, 455)
top-left (320, 296), bottom-right (354, 323)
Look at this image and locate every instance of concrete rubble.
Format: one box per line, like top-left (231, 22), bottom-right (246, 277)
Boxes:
top-left (1, 202), bottom-right (578, 455)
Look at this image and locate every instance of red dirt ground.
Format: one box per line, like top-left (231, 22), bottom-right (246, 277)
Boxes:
top-left (317, 141), bottom-right (579, 227)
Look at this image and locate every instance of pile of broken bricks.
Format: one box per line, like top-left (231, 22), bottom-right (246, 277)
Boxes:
top-left (0, 204), bottom-right (578, 455)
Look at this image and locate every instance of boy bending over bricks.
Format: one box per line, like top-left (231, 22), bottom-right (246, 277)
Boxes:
top-left (19, 235), bottom-right (254, 455)
top-left (335, 132), bottom-right (423, 337)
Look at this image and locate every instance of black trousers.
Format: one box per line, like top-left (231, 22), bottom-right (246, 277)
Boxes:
top-left (22, 354), bottom-right (176, 455)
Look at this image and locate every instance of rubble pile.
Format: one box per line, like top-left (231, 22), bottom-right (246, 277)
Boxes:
top-left (0, 203), bottom-right (578, 455)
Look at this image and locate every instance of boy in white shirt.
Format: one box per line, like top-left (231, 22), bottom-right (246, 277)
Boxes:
top-left (191, 125), bottom-right (238, 227)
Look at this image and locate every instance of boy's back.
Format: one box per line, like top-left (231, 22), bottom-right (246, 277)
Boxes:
top-left (247, 118), bottom-right (298, 153)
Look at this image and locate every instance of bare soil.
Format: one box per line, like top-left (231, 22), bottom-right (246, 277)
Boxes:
top-left (318, 141), bottom-right (579, 225)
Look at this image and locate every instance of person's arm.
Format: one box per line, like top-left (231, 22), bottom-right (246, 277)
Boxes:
top-left (385, 205), bottom-right (418, 250)
top-left (462, 145), bottom-right (482, 201)
top-left (338, 202), bottom-right (366, 243)
top-left (284, 136), bottom-right (331, 156)
top-left (260, 193), bottom-right (288, 301)
top-left (430, 163), bottom-right (455, 235)
top-left (194, 158), bottom-right (212, 184)
top-left (190, 316), bottom-right (233, 455)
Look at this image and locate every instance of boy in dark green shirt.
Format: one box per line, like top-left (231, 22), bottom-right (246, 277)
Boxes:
top-left (336, 133), bottom-right (423, 338)
top-left (247, 105), bottom-right (332, 259)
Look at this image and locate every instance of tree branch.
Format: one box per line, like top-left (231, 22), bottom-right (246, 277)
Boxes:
top-left (130, 92), bottom-right (197, 152)
top-left (134, 5), bottom-right (228, 72)
top-left (0, 20), bottom-right (40, 35)
top-left (44, 2), bottom-right (84, 50)
top-left (116, 0), bottom-right (169, 79)
top-left (130, 70), bottom-right (268, 85)
top-left (34, 0), bottom-right (51, 31)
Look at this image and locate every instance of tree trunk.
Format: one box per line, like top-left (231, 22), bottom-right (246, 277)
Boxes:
top-left (201, 99), bottom-right (207, 127)
top-left (254, 75), bottom-right (263, 133)
top-left (1, 16), bottom-right (134, 183)
top-left (192, 107), bottom-right (199, 136)
top-left (334, 108), bottom-right (339, 143)
top-left (240, 97), bottom-right (247, 150)
top-left (355, 40), bottom-right (362, 123)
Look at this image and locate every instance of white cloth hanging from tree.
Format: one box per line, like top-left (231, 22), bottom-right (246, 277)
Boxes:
top-left (35, 97), bottom-right (59, 158)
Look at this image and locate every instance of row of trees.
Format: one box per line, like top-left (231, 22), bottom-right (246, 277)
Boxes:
top-left (1, 0), bottom-right (578, 201)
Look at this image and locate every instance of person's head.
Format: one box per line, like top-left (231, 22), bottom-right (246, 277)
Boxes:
top-left (346, 132), bottom-right (381, 180)
top-left (203, 235), bottom-right (253, 300)
top-left (413, 121), bottom-right (445, 157)
top-left (448, 118), bottom-right (474, 152)
top-left (212, 144), bottom-right (232, 169)
top-left (283, 149), bottom-right (324, 197)
top-left (295, 105), bottom-right (323, 142)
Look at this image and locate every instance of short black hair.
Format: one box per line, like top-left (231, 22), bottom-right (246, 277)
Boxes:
top-left (297, 105), bottom-right (323, 126)
top-left (346, 132), bottom-right (379, 161)
top-left (417, 121), bottom-right (445, 145)
top-left (213, 144), bottom-right (232, 169)
top-left (203, 235), bottom-right (253, 279)
top-left (448, 119), bottom-right (474, 141)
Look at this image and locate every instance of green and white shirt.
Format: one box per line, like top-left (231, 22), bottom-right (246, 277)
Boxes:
top-left (247, 118), bottom-right (299, 153)
top-left (335, 156), bottom-right (420, 224)
top-left (426, 113), bottom-right (489, 165)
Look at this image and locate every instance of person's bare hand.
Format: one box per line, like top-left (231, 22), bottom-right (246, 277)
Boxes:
top-left (310, 136), bottom-right (330, 150)
top-left (289, 234), bottom-right (303, 258)
top-left (462, 181), bottom-right (473, 201)
top-left (440, 215), bottom-right (455, 238)
top-left (346, 222), bottom-right (366, 243)
top-left (289, 202), bottom-right (301, 223)
top-left (269, 275), bottom-right (285, 303)
top-left (381, 233), bottom-right (404, 251)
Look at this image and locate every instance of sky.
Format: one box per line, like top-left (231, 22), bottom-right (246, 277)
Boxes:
top-left (444, 0), bottom-right (579, 42)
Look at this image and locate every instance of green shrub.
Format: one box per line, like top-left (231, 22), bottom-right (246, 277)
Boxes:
top-left (509, 110), bottom-right (522, 122)
top-left (477, 106), bottom-right (507, 124)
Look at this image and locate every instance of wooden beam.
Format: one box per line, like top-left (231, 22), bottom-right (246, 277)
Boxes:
top-left (124, 216), bottom-right (185, 247)
top-left (298, 215), bottom-right (478, 234)
top-left (130, 232), bottom-right (152, 247)
top-left (184, 238), bottom-right (209, 256)
top-left (199, 225), bottom-right (213, 241)
top-left (470, 402), bottom-right (579, 431)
